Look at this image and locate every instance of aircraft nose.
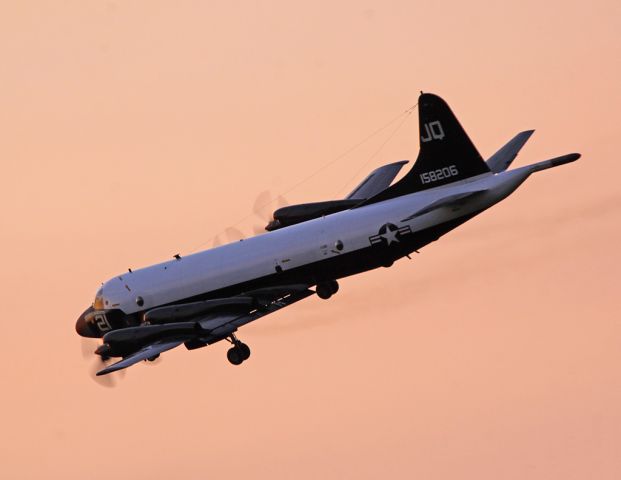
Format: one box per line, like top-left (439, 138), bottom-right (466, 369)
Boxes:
top-left (75, 307), bottom-right (99, 338)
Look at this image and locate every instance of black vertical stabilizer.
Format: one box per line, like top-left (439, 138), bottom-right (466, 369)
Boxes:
top-left (356, 93), bottom-right (490, 206)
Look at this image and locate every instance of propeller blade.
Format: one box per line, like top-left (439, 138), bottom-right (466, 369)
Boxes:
top-left (81, 338), bottom-right (96, 358)
top-left (81, 339), bottom-right (125, 387)
top-left (253, 190), bottom-right (274, 222)
top-left (275, 194), bottom-right (289, 210)
top-left (213, 190), bottom-right (291, 245)
top-left (251, 191), bottom-right (289, 234)
top-left (252, 225), bottom-right (267, 235)
top-left (224, 227), bottom-right (245, 242)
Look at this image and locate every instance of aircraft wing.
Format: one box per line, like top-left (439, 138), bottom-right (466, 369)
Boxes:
top-left (96, 285), bottom-right (315, 375)
top-left (193, 286), bottom-right (314, 338)
top-left (401, 189), bottom-right (488, 222)
top-left (97, 339), bottom-right (186, 376)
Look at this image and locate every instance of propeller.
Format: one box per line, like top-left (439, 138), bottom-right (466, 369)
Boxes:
top-left (212, 190), bottom-right (289, 246)
top-left (224, 227), bottom-right (245, 242)
top-left (212, 227), bottom-right (245, 247)
top-left (80, 338), bottom-right (126, 388)
top-left (252, 190), bottom-right (288, 235)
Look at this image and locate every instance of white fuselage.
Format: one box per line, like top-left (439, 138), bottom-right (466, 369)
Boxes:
top-left (100, 168), bottom-right (532, 315)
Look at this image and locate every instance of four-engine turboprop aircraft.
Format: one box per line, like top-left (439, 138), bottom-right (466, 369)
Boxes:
top-left (76, 92), bottom-right (580, 376)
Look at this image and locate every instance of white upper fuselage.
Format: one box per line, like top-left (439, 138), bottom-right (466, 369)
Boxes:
top-left (100, 168), bottom-right (532, 314)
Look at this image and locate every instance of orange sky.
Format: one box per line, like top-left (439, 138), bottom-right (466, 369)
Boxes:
top-left (1, 1), bottom-right (620, 479)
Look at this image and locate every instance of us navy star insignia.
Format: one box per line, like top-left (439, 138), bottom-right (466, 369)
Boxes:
top-left (381, 225), bottom-right (400, 245)
top-left (368, 223), bottom-right (412, 246)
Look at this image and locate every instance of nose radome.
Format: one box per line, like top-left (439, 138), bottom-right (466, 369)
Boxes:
top-left (75, 307), bottom-right (98, 338)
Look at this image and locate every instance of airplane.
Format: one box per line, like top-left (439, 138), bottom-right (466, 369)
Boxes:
top-left (76, 92), bottom-right (579, 376)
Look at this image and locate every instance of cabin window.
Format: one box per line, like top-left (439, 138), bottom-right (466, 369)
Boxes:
top-left (93, 287), bottom-right (105, 310)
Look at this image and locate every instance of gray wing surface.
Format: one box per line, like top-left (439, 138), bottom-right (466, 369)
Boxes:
top-left (346, 161), bottom-right (408, 199)
top-left (401, 190), bottom-right (488, 222)
top-left (203, 286), bottom-right (315, 337)
top-left (486, 130), bottom-right (534, 173)
top-left (97, 339), bottom-right (185, 376)
top-left (97, 286), bottom-right (315, 376)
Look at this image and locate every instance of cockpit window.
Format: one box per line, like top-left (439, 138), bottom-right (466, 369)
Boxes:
top-left (93, 287), bottom-right (105, 310)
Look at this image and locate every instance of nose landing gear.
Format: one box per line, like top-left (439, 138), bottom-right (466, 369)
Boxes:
top-left (226, 333), bottom-right (251, 365)
top-left (316, 280), bottom-right (339, 300)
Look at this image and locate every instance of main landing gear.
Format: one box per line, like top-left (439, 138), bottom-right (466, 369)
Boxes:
top-left (316, 280), bottom-right (339, 300)
top-left (226, 333), bottom-right (251, 366)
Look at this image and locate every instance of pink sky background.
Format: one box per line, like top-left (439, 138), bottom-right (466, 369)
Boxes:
top-left (1, 1), bottom-right (620, 478)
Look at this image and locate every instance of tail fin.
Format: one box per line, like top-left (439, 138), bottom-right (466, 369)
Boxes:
top-left (357, 93), bottom-right (490, 206)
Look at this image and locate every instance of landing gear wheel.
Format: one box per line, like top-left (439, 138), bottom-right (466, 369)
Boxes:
top-left (316, 283), bottom-right (332, 300)
top-left (238, 342), bottom-right (251, 361)
top-left (226, 333), bottom-right (251, 365)
top-left (227, 347), bottom-right (244, 365)
top-left (317, 280), bottom-right (339, 299)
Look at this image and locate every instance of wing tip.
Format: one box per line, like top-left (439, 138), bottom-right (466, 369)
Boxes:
top-left (96, 366), bottom-right (116, 376)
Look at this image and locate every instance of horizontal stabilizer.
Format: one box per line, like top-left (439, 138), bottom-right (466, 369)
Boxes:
top-left (487, 130), bottom-right (534, 173)
top-left (97, 339), bottom-right (184, 376)
top-left (346, 160), bottom-right (408, 199)
top-left (266, 162), bottom-right (409, 231)
top-left (401, 189), bottom-right (488, 222)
